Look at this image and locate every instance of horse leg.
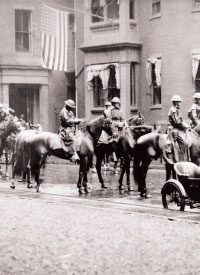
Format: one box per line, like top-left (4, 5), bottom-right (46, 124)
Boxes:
top-left (77, 158), bottom-right (83, 194)
top-left (82, 157), bottom-right (89, 194)
top-left (118, 158), bottom-right (126, 191)
top-left (34, 168), bottom-right (41, 192)
top-left (96, 153), bottom-right (107, 188)
top-left (125, 157), bottom-right (131, 191)
top-left (139, 158), bottom-right (152, 198)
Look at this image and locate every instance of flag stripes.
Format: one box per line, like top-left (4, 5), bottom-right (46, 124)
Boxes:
top-left (41, 4), bottom-right (69, 71)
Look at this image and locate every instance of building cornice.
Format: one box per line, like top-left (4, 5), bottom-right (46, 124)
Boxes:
top-left (0, 64), bottom-right (46, 71)
top-left (80, 42), bottom-right (142, 53)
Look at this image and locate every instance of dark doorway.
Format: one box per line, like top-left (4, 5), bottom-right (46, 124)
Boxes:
top-left (9, 84), bottom-right (39, 123)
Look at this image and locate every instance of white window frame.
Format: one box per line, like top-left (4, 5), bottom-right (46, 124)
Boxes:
top-left (15, 9), bottom-right (32, 53)
top-left (150, 0), bottom-right (161, 19)
top-left (91, 0), bottom-right (119, 24)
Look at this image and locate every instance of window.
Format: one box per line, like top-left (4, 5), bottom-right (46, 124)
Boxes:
top-left (91, 0), bottom-right (119, 23)
top-left (195, 65), bottom-right (200, 92)
top-left (152, 0), bottom-right (161, 16)
top-left (130, 63), bottom-right (136, 106)
top-left (107, 65), bottom-right (120, 101)
top-left (152, 63), bottom-right (161, 105)
top-left (193, 0), bottom-right (200, 8)
top-left (92, 65), bottom-right (120, 107)
top-left (92, 76), bottom-right (104, 107)
top-left (129, 0), bottom-right (135, 20)
top-left (15, 9), bottom-right (31, 52)
top-left (91, 0), bottom-right (104, 23)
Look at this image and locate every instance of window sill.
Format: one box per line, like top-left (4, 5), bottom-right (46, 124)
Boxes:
top-left (130, 106), bottom-right (138, 113)
top-left (91, 108), bottom-right (104, 114)
top-left (90, 20), bottom-right (119, 30)
top-left (15, 51), bottom-right (33, 55)
top-left (192, 8), bottom-right (200, 13)
top-left (149, 13), bottom-right (161, 21)
top-left (129, 20), bottom-right (137, 26)
top-left (150, 104), bottom-right (162, 110)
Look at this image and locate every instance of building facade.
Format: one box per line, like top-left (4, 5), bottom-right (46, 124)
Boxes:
top-left (0, 0), bottom-right (75, 132)
top-left (75, 0), bottom-right (200, 128)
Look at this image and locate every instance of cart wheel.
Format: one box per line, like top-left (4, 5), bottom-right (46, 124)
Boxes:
top-left (162, 181), bottom-right (185, 211)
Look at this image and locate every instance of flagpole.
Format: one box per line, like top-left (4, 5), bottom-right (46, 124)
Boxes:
top-left (74, 21), bottom-right (78, 117)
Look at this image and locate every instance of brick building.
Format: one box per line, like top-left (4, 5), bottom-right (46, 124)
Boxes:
top-left (0, 0), bottom-right (75, 132)
top-left (75, 0), bottom-right (200, 128)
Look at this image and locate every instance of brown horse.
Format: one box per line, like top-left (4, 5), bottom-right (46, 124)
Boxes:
top-left (12, 116), bottom-right (114, 193)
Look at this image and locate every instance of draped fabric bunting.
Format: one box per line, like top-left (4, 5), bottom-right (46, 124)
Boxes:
top-left (146, 58), bottom-right (161, 86)
top-left (86, 63), bottom-right (120, 90)
top-left (192, 54), bottom-right (200, 81)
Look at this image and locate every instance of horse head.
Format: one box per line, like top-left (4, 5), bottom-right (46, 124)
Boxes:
top-left (87, 115), bottom-right (115, 143)
top-left (127, 112), bottom-right (145, 126)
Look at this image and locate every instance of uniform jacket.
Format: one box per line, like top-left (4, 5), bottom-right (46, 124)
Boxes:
top-left (188, 103), bottom-right (200, 126)
top-left (59, 107), bottom-right (76, 128)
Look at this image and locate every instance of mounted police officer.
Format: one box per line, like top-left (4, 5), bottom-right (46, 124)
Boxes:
top-left (104, 97), bottom-right (125, 127)
top-left (168, 95), bottom-right (190, 161)
top-left (188, 92), bottom-right (200, 129)
top-left (59, 99), bottom-right (83, 162)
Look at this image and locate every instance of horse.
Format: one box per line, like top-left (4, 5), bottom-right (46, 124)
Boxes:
top-left (116, 116), bottom-right (153, 191)
top-left (91, 112), bottom-right (147, 190)
top-left (12, 115), bottom-right (114, 193)
top-left (132, 129), bottom-right (200, 197)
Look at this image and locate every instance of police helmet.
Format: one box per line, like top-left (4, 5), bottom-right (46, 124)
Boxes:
top-left (170, 95), bottom-right (182, 102)
top-left (111, 97), bottom-right (121, 104)
top-left (65, 99), bottom-right (76, 108)
top-left (105, 101), bottom-right (111, 107)
top-left (193, 93), bottom-right (200, 99)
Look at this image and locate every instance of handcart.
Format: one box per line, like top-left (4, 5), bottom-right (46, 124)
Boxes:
top-left (161, 162), bottom-right (200, 211)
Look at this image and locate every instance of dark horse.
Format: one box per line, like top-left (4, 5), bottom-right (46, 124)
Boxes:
top-left (133, 131), bottom-right (190, 197)
top-left (117, 119), bottom-right (153, 191)
top-left (12, 116), bottom-right (114, 193)
top-left (91, 112), bottom-right (147, 190)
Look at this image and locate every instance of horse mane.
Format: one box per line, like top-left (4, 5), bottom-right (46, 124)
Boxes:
top-left (127, 112), bottom-right (145, 126)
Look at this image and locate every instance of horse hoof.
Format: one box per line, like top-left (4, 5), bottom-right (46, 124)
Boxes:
top-left (79, 189), bottom-right (83, 195)
top-left (140, 192), bottom-right (152, 199)
top-left (101, 184), bottom-right (107, 189)
top-left (84, 188), bottom-right (89, 194)
top-left (10, 182), bottom-right (15, 189)
top-left (119, 185), bottom-right (124, 191)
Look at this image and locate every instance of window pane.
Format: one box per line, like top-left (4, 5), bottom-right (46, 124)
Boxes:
top-left (15, 9), bottom-right (31, 52)
top-left (15, 33), bottom-right (30, 52)
top-left (108, 66), bottom-right (120, 101)
top-left (153, 86), bottom-right (161, 105)
top-left (93, 76), bottom-right (104, 107)
top-left (129, 0), bottom-right (135, 19)
top-left (91, 0), bottom-right (104, 22)
top-left (152, 1), bottom-right (160, 15)
top-left (130, 63), bottom-right (136, 106)
top-left (194, 0), bottom-right (200, 8)
top-left (106, 0), bottom-right (119, 19)
top-left (15, 10), bottom-right (30, 31)
top-left (152, 63), bottom-right (161, 105)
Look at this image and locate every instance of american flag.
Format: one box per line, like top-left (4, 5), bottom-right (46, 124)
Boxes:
top-left (41, 4), bottom-right (69, 71)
